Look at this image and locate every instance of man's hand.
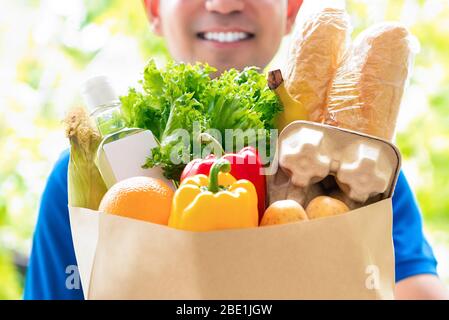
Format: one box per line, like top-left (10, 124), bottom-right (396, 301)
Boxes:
top-left (395, 274), bottom-right (449, 300)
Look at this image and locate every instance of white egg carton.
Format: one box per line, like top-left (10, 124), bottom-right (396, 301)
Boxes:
top-left (267, 121), bottom-right (401, 208)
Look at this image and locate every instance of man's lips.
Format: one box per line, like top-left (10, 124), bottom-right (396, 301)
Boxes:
top-left (196, 31), bottom-right (255, 43)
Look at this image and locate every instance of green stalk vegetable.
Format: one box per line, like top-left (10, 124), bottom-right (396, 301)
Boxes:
top-left (64, 107), bottom-right (107, 210)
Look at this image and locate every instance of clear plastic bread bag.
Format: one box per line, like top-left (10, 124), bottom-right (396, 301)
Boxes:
top-left (325, 22), bottom-right (420, 141)
top-left (284, 6), bottom-right (352, 122)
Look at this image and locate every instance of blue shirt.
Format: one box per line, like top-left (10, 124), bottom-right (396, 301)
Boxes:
top-left (24, 150), bottom-right (438, 299)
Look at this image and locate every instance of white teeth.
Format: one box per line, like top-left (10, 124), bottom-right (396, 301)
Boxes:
top-left (202, 32), bottom-right (250, 43)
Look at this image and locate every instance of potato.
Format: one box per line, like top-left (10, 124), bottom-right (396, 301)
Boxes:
top-left (260, 200), bottom-right (308, 226)
top-left (306, 196), bottom-right (350, 219)
top-left (329, 189), bottom-right (360, 210)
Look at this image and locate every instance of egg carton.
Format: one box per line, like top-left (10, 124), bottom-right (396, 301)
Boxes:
top-left (267, 121), bottom-right (401, 209)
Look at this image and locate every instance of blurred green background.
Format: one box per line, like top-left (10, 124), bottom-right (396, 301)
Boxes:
top-left (0, 0), bottom-right (448, 299)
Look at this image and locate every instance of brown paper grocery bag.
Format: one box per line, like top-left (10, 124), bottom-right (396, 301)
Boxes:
top-left (69, 198), bottom-right (395, 300)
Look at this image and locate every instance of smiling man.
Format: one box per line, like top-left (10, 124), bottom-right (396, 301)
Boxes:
top-left (24, 0), bottom-right (448, 300)
top-left (149, 0), bottom-right (293, 75)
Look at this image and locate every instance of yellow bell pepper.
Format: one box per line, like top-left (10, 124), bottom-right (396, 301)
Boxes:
top-left (168, 158), bottom-right (259, 232)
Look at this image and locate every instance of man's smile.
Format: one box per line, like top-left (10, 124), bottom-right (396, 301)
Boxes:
top-left (196, 28), bottom-right (255, 48)
top-left (197, 31), bottom-right (255, 43)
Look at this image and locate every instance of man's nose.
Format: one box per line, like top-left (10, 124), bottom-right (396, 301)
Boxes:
top-left (205, 0), bottom-right (245, 14)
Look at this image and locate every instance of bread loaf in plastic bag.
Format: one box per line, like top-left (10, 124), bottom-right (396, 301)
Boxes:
top-left (326, 23), bottom-right (419, 141)
top-left (285, 8), bottom-right (352, 122)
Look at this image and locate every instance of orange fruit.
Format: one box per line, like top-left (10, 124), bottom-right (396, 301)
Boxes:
top-left (260, 200), bottom-right (308, 226)
top-left (98, 177), bottom-right (174, 225)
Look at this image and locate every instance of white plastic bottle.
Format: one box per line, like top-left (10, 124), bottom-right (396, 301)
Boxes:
top-left (82, 76), bottom-right (127, 138)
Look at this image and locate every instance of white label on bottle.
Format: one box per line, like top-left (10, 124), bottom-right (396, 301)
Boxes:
top-left (103, 131), bottom-right (175, 189)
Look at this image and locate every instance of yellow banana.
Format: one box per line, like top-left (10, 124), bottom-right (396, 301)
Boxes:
top-left (268, 70), bottom-right (309, 132)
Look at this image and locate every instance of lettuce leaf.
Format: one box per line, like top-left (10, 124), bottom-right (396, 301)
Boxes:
top-left (120, 60), bottom-right (282, 181)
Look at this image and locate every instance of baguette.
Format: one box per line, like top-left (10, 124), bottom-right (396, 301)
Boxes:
top-left (326, 23), bottom-right (416, 141)
top-left (285, 8), bottom-right (351, 122)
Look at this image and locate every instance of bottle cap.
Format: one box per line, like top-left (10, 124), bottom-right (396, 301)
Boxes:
top-left (81, 76), bottom-right (118, 110)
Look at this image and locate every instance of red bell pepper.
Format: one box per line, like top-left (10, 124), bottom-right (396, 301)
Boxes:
top-left (180, 136), bottom-right (266, 221)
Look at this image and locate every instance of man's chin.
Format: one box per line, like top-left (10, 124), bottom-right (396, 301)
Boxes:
top-left (194, 41), bottom-right (261, 74)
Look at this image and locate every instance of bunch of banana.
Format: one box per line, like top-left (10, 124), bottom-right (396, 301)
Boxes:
top-left (268, 69), bottom-right (309, 132)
